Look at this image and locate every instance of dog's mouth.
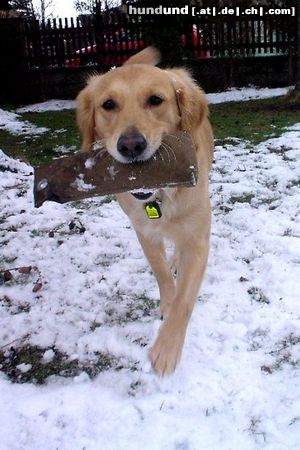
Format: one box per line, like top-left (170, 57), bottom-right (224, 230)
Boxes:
top-left (130, 189), bottom-right (155, 201)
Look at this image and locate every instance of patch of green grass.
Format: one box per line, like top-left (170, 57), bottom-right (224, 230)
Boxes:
top-left (261, 334), bottom-right (300, 374)
top-left (1, 94), bottom-right (299, 166)
top-left (210, 95), bottom-right (300, 145)
top-left (0, 109), bottom-right (80, 166)
top-left (288, 179), bottom-right (300, 189)
top-left (247, 286), bottom-right (270, 304)
top-left (229, 193), bottom-right (255, 205)
top-left (0, 345), bottom-right (124, 384)
top-left (22, 109), bottom-right (76, 132)
top-left (69, 195), bottom-right (115, 210)
top-left (103, 294), bottom-right (159, 326)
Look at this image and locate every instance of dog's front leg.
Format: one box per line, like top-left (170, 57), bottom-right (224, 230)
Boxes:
top-left (149, 232), bottom-right (210, 376)
top-left (135, 231), bottom-right (176, 319)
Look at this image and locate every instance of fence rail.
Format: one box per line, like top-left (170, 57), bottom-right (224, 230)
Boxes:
top-left (21, 12), bottom-right (297, 70)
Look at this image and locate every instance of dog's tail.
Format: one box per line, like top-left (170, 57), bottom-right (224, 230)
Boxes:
top-left (124, 46), bottom-right (160, 66)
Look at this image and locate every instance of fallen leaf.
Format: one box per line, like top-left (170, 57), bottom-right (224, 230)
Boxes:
top-left (18, 266), bottom-right (32, 274)
top-left (32, 282), bottom-right (43, 293)
top-left (3, 271), bottom-right (13, 282)
top-left (239, 276), bottom-right (249, 282)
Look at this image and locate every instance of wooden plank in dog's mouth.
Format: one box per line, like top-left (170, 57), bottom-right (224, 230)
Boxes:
top-left (33, 131), bottom-right (198, 207)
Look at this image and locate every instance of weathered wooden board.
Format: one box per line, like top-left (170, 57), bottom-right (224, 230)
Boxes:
top-left (34, 131), bottom-right (198, 207)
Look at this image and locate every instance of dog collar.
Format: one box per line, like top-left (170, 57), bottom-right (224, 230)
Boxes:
top-left (145, 201), bottom-right (162, 219)
top-left (131, 191), bottom-right (162, 219)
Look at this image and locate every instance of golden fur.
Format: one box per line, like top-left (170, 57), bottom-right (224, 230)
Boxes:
top-left (76, 47), bottom-right (214, 376)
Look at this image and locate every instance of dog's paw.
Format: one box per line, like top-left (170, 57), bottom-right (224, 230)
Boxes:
top-left (149, 324), bottom-right (185, 376)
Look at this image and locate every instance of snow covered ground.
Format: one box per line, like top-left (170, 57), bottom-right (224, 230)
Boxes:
top-left (206, 85), bottom-right (292, 104)
top-left (0, 109), bottom-right (49, 135)
top-left (1, 89), bottom-right (300, 449)
top-left (16, 99), bottom-right (77, 114)
top-left (12, 86), bottom-right (293, 115)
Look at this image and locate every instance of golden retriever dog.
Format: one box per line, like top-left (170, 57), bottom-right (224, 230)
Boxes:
top-left (76, 47), bottom-right (214, 376)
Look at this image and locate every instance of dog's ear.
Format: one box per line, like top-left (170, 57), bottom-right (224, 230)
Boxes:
top-left (76, 76), bottom-right (98, 151)
top-left (167, 69), bottom-right (208, 132)
top-left (124, 46), bottom-right (160, 66)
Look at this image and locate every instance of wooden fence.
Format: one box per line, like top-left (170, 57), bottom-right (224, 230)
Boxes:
top-left (24, 13), bottom-right (148, 69)
top-left (23, 12), bottom-right (296, 70)
top-left (0, 12), bottom-right (297, 103)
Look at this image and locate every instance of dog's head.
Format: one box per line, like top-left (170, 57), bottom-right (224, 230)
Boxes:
top-left (76, 47), bottom-right (208, 163)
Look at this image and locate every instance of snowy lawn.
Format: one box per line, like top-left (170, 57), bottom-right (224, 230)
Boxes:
top-left (13, 86), bottom-right (293, 113)
top-left (0, 89), bottom-right (300, 449)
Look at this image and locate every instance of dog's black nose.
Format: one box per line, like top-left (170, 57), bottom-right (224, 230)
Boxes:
top-left (117, 131), bottom-right (147, 160)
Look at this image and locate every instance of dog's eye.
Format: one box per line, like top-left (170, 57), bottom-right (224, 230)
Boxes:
top-left (147, 95), bottom-right (164, 106)
top-left (102, 99), bottom-right (116, 110)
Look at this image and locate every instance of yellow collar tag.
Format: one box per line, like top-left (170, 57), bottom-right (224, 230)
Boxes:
top-left (145, 202), bottom-right (162, 219)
